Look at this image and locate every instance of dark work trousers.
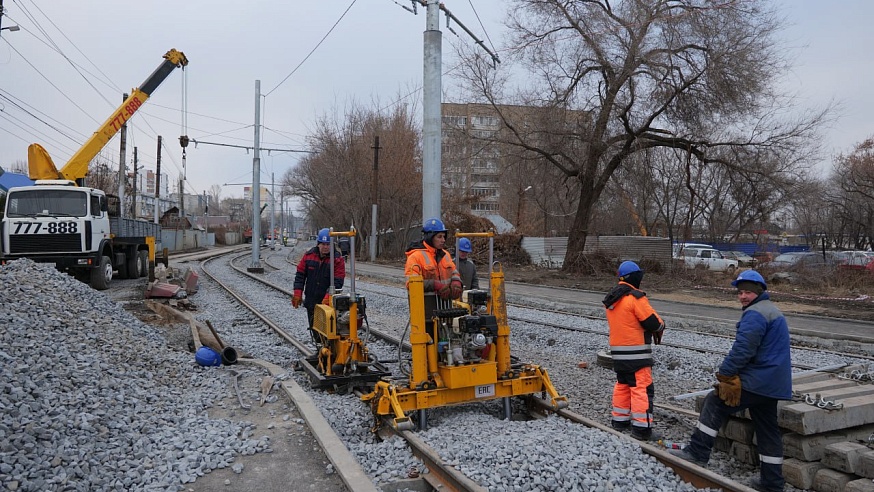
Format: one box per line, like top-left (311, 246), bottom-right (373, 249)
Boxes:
top-left (685, 390), bottom-right (784, 491)
top-left (305, 305), bottom-right (319, 344)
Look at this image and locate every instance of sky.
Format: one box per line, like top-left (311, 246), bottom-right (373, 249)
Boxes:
top-left (1, 0), bottom-right (872, 212)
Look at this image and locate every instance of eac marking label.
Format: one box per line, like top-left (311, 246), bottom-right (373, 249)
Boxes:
top-left (475, 384), bottom-right (495, 399)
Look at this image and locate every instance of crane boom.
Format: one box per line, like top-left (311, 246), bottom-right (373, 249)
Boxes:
top-left (27, 49), bottom-right (188, 185)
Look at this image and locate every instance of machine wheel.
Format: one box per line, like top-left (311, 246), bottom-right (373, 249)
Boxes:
top-left (138, 251), bottom-right (149, 278)
top-left (90, 255), bottom-right (112, 290)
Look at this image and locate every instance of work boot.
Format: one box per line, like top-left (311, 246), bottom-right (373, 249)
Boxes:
top-left (667, 448), bottom-right (708, 466)
top-left (749, 478), bottom-right (783, 492)
top-left (611, 421), bottom-right (630, 432)
top-left (631, 428), bottom-right (662, 442)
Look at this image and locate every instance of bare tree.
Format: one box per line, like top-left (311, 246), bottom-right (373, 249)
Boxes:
top-left (827, 137), bottom-right (874, 249)
top-left (282, 98), bottom-right (423, 257)
top-left (454, 0), bottom-right (829, 270)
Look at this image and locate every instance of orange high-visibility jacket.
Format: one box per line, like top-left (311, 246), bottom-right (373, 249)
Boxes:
top-left (404, 240), bottom-right (460, 291)
top-left (604, 281), bottom-right (665, 373)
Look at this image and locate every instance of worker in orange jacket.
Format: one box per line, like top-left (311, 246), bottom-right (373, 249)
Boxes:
top-left (404, 217), bottom-right (462, 300)
top-left (603, 261), bottom-right (665, 441)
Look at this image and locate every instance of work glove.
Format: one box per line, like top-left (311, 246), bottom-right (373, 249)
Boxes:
top-left (322, 293), bottom-right (331, 305)
top-left (715, 373), bottom-right (742, 407)
top-left (450, 278), bottom-right (463, 300)
top-left (652, 329), bottom-right (663, 345)
top-left (292, 289), bottom-right (302, 309)
top-left (435, 281), bottom-right (452, 299)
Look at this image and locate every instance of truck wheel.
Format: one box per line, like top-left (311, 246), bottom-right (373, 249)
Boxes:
top-left (91, 255), bottom-right (112, 290)
top-left (138, 251), bottom-right (149, 278)
top-left (118, 251), bottom-right (140, 278)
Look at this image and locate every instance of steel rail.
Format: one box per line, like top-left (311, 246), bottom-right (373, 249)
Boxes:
top-left (200, 249), bottom-right (481, 492)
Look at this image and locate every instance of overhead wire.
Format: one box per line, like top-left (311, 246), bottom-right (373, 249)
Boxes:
top-left (1, 41), bottom-right (101, 126)
top-left (14, 0), bottom-right (115, 108)
top-left (265, 0), bottom-right (357, 97)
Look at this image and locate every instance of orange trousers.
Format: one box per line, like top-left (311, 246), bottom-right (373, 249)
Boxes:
top-left (611, 366), bottom-right (654, 431)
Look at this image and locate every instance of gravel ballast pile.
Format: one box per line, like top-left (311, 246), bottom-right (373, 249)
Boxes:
top-left (0, 259), bottom-right (269, 492)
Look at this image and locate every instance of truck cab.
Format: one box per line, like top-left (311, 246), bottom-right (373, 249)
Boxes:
top-left (1, 181), bottom-right (157, 289)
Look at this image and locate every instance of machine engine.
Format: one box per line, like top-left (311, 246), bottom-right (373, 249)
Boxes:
top-left (438, 290), bottom-right (497, 365)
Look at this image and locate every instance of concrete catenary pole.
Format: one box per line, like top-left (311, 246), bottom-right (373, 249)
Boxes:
top-left (370, 135), bottom-right (380, 261)
top-left (249, 80), bottom-right (263, 272)
top-left (270, 171), bottom-right (275, 249)
top-left (422, 0), bottom-right (442, 222)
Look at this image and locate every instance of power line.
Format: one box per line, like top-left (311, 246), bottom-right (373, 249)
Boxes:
top-left (266, 0), bottom-right (357, 96)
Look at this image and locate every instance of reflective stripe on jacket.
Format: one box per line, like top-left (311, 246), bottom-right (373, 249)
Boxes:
top-left (604, 281), bottom-right (664, 373)
top-left (404, 240), bottom-right (460, 289)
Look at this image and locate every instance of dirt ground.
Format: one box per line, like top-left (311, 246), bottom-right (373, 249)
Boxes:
top-left (500, 263), bottom-right (874, 322)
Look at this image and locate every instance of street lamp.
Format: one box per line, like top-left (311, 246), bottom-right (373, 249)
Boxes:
top-left (0, 25), bottom-right (19, 32)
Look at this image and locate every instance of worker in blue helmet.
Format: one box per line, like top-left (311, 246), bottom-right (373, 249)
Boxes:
top-left (292, 228), bottom-right (345, 344)
top-left (455, 237), bottom-right (479, 290)
top-left (602, 260), bottom-right (665, 441)
top-left (669, 270), bottom-right (790, 492)
top-left (404, 217), bottom-right (463, 300)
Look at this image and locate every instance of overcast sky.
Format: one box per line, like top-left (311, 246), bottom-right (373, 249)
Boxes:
top-left (1, 0), bottom-right (872, 210)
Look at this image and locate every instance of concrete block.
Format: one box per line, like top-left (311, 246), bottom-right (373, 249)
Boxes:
top-left (730, 441), bottom-right (759, 465)
top-left (714, 436), bottom-right (732, 454)
top-left (822, 442), bottom-right (870, 474)
top-left (784, 424), bottom-right (874, 461)
top-left (721, 417), bottom-right (755, 444)
top-left (857, 450), bottom-right (874, 479)
top-left (813, 468), bottom-right (858, 492)
top-left (846, 478), bottom-right (874, 492)
top-left (783, 458), bottom-right (824, 490)
top-left (781, 392), bottom-right (874, 435)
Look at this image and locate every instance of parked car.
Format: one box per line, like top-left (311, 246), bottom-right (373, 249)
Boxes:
top-left (672, 242), bottom-right (714, 259)
top-left (761, 251), bottom-right (844, 283)
top-left (836, 251), bottom-right (874, 271)
top-left (721, 250), bottom-right (757, 267)
top-left (680, 247), bottom-right (739, 273)
top-left (752, 251), bottom-right (776, 264)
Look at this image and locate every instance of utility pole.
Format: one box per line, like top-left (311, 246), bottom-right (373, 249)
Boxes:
top-left (203, 191), bottom-right (209, 245)
top-left (407, 1), bottom-right (499, 224)
top-left (248, 80), bottom-right (263, 272)
top-left (154, 136), bottom-right (162, 224)
top-left (117, 93), bottom-right (128, 219)
top-left (371, 136), bottom-right (380, 261)
top-left (421, 0), bottom-right (442, 222)
top-left (270, 171), bottom-right (275, 250)
top-left (131, 147), bottom-right (138, 217)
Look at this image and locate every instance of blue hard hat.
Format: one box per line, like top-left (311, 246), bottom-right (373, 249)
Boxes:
top-left (731, 269), bottom-right (767, 290)
top-left (458, 237), bottom-right (472, 253)
top-left (195, 346), bottom-right (222, 367)
top-left (422, 218), bottom-right (447, 234)
top-left (617, 261), bottom-right (642, 278)
top-left (317, 228), bottom-right (331, 244)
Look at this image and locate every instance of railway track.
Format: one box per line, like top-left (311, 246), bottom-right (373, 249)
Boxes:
top-left (185, 246), bottom-right (866, 491)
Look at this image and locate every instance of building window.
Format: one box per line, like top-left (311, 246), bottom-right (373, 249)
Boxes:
top-left (471, 116), bottom-right (499, 127)
top-left (442, 115), bottom-right (467, 128)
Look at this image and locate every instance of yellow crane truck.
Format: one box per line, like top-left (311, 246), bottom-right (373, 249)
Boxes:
top-left (0, 49), bottom-right (188, 290)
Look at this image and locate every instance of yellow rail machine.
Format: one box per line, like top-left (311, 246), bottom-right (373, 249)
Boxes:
top-left (362, 231), bottom-right (567, 430)
top-left (298, 228), bottom-right (391, 391)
